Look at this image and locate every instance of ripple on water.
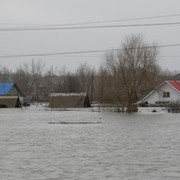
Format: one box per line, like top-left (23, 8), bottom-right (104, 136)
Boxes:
top-left (0, 108), bottom-right (180, 179)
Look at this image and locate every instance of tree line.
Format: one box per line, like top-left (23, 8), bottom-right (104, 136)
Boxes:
top-left (0, 34), bottom-right (178, 112)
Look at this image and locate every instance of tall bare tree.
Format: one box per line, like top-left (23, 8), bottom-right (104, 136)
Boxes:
top-left (103, 34), bottom-right (159, 112)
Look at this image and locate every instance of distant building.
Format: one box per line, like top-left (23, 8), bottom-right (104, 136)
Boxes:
top-left (140, 81), bottom-right (180, 105)
top-left (49, 93), bottom-right (91, 108)
top-left (0, 83), bottom-right (24, 108)
top-left (172, 73), bottom-right (180, 81)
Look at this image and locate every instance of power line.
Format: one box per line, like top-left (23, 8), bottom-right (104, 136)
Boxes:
top-left (0, 22), bottom-right (180, 31)
top-left (159, 55), bottom-right (180, 58)
top-left (1, 13), bottom-right (180, 28)
top-left (34, 13), bottom-right (180, 27)
top-left (0, 43), bottom-right (180, 58)
top-left (0, 55), bottom-right (176, 58)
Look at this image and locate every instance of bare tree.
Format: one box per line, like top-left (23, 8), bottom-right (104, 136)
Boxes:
top-left (30, 59), bottom-right (45, 100)
top-left (76, 63), bottom-right (94, 95)
top-left (103, 34), bottom-right (159, 112)
top-left (12, 65), bottom-right (30, 95)
top-left (0, 66), bottom-right (12, 83)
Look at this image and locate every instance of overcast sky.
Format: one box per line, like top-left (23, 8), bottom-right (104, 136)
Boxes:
top-left (0, 0), bottom-right (180, 72)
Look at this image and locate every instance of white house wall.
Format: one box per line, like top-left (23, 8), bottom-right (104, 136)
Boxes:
top-left (143, 83), bottom-right (180, 104)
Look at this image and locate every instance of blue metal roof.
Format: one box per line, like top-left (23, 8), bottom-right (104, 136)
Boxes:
top-left (0, 83), bottom-right (14, 95)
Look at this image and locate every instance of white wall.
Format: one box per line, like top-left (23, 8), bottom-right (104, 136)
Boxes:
top-left (143, 83), bottom-right (180, 104)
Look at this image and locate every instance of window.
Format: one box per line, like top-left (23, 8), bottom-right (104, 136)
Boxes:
top-left (163, 92), bottom-right (170, 98)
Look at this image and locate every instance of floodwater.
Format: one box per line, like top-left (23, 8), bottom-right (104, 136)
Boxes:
top-left (0, 107), bottom-right (180, 180)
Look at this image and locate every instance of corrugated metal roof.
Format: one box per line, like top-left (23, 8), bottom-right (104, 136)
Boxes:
top-left (168, 81), bottom-right (180, 92)
top-left (0, 83), bottom-right (14, 95)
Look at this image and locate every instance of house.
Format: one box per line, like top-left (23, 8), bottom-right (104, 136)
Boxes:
top-left (49, 93), bottom-right (91, 108)
top-left (0, 83), bottom-right (24, 108)
top-left (140, 81), bottom-right (180, 105)
top-left (172, 73), bottom-right (180, 81)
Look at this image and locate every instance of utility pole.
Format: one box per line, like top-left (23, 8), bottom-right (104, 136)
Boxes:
top-left (91, 72), bottom-right (94, 102)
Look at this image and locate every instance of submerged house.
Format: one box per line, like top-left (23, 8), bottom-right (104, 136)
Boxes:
top-left (140, 81), bottom-right (180, 105)
top-left (49, 93), bottom-right (91, 108)
top-left (0, 96), bottom-right (21, 108)
top-left (0, 83), bottom-right (24, 108)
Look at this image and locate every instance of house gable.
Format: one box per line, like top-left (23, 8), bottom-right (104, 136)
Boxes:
top-left (141, 81), bottom-right (180, 104)
top-left (8, 85), bottom-right (23, 97)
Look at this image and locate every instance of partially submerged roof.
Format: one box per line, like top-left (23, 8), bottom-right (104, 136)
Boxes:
top-left (0, 96), bottom-right (22, 108)
top-left (49, 93), bottom-right (91, 108)
top-left (0, 83), bottom-right (14, 95)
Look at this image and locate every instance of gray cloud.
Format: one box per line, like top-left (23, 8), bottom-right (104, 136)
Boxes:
top-left (0, 0), bottom-right (180, 71)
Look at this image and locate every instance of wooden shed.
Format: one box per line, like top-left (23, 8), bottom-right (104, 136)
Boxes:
top-left (49, 93), bottom-right (91, 108)
top-left (0, 96), bottom-right (22, 108)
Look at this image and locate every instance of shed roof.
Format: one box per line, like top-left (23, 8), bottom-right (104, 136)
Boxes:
top-left (0, 96), bottom-right (21, 108)
top-left (49, 93), bottom-right (91, 108)
top-left (0, 83), bottom-right (14, 95)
